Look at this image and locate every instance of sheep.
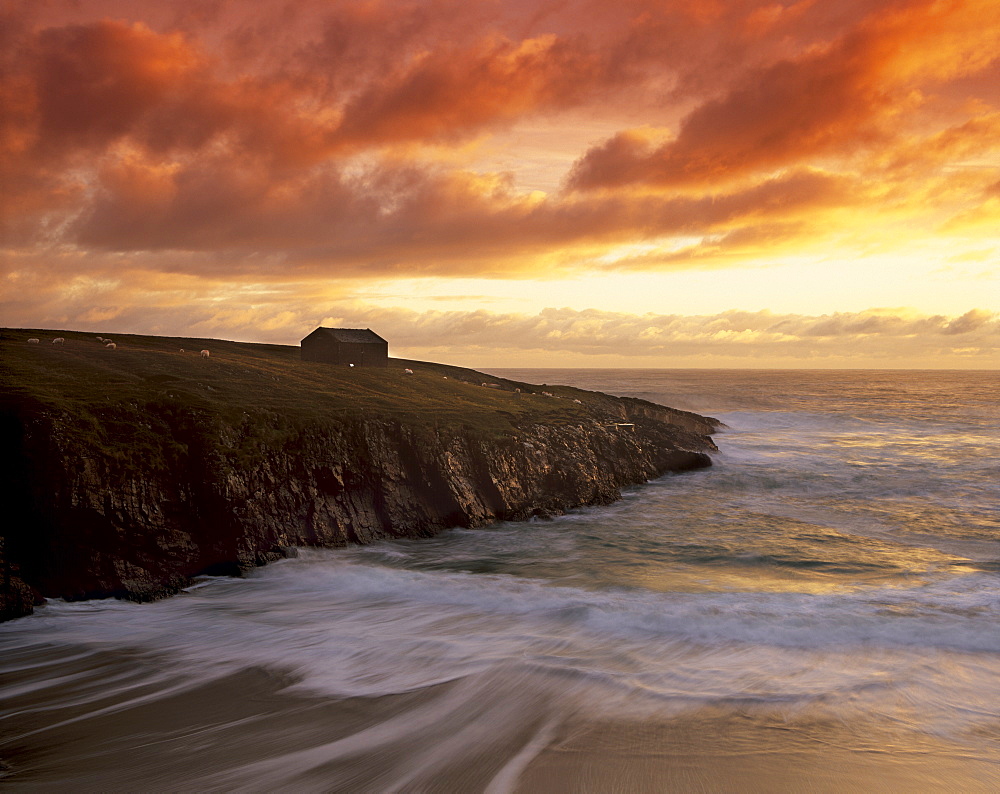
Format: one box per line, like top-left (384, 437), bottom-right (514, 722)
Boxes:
top-left (27, 338), bottom-right (39, 344)
top-left (200, 349), bottom-right (210, 358)
top-left (572, 398), bottom-right (582, 404)
top-left (96, 336), bottom-right (104, 342)
top-left (105, 342), bottom-right (116, 349)
top-left (404, 368), bottom-right (414, 375)
top-left (52, 337), bottom-right (65, 344)
top-left (179, 348), bottom-right (185, 353)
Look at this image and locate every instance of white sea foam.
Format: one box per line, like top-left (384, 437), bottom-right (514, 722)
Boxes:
top-left (4, 549), bottom-right (999, 742)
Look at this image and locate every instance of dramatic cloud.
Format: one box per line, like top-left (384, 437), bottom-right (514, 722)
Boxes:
top-left (65, 162), bottom-right (850, 275)
top-left (569, 0), bottom-right (1000, 190)
top-left (331, 34), bottom-right (610, 148)
top-left (3, 0), bottom-right (998, 365)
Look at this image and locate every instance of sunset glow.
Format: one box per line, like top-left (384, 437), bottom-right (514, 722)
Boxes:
top-left (2, 0), bottom-right (998, 366)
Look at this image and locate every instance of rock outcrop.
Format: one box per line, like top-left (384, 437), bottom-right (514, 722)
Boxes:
top-left (0, 335), bottom-right (721, 621)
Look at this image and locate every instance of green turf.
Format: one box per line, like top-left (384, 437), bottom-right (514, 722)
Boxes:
top-left (1, 328), bottom-right (603, 440)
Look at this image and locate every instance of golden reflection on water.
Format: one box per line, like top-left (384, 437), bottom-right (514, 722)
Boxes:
top-left (617, 515), bottom-right (981, 597)
top-left (630, 566), bottom-right (854, 595)
top-left (625, 564), bottom-right (975, 596)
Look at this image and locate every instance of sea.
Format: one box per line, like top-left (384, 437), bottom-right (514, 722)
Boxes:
top-left (2, 369), bottom-right (998, 792)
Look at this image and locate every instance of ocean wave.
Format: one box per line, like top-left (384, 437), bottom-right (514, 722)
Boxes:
top-left (6, 550), bottom-right (999, 673)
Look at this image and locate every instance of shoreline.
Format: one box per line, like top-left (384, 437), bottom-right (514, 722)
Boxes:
top-left (0, 330), bottom-right (721, 621)
top-left (3, 642), bottom-right (997, 792)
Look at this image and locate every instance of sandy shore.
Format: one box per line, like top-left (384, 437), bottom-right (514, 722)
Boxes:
top-left (3, 643), bottom-right (998, 792)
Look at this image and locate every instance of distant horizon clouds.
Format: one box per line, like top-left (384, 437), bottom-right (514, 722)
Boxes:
top-left (2, 0), bottom-right (998, 366)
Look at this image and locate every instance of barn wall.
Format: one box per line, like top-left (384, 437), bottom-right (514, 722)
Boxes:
top-left (337, 342), bottom-right (388, 367)
top-left (301, 334), bottom-right (337, 363)
top-left (301, 335), bottom-right (388, 367)
top-left (360, 342), bottom-right (389, 367)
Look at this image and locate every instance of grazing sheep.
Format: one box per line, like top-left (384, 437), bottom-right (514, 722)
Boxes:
top-left (105, 342), bottom-right (116, 349)
top-left (404, 368), bottom-right (414, 374)
top-left (200, 349), bottom-right (210, 357)
top-left (572, 398), bottom-right (582, 404)
top-left (52, 337), bottom-right (65, 344)
top-left (27, 338), bottom-right (39, 344)
top-left (179, 348), bottom-right (185, 353)
top-left (96, 336), bottom-right (104, 342)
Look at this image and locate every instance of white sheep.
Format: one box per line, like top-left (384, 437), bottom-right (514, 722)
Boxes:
top-left (404, 368), bottom-right (414, 374)
top-left (52, 337), bottom-right (65, 344)
top-left (105, 342), bottom-right (116, 349)
top-left (27, 338), bottom-right (39, 344)
top-left (200, 349), bottom-right (210, 357)
top-left (179, 348), bottom-right (185, 353)
top-left (96, 336), bottom-right (104, 342)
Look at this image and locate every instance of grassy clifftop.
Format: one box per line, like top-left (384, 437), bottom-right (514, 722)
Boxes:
top-left (1, 328), bottom-right (639, 436)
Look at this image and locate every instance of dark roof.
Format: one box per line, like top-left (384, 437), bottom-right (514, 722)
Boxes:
top-left (307, 327), bottom-right (387, 344)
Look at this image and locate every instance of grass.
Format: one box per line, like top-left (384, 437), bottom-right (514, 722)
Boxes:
top-left (0, 328), bottom-right (607, 438)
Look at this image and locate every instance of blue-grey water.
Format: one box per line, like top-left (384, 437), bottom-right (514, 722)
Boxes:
top-left (2, 369), bottom-right (999, 791)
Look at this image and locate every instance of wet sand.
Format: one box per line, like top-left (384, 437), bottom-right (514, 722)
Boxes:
top-left (3, 644), bottom-right (998, 792)
top-left (517, 714), bottom-right (1000, 793)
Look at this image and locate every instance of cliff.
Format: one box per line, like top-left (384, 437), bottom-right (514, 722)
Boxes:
top-left (0, 330), bottom-right (721, 621)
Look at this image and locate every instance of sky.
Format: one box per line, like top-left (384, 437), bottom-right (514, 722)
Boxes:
top-left (2, 0), bottom-right (998, 367)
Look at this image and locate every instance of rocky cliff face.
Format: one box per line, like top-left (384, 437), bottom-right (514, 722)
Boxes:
top-left (0, 375), bottom-right (720, 621)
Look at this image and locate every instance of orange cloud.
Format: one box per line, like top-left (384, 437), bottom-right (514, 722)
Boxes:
top-left (2, 0), bottom-right (998, 338)
top-left (331, 34), bottom-right (609, 148)
top-left (31, 21), bottom-right (200, 152)
top-left (65, 156), bottom-right (849, 277)
top-left (569, 0), bottom-right (1000, 190)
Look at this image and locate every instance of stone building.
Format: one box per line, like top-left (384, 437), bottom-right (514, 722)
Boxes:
top-left (300, 327), bottom-right (388, 367)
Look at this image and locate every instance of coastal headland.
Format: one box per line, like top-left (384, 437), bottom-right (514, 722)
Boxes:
top-left (0, 330), bottom-right (721, 621)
